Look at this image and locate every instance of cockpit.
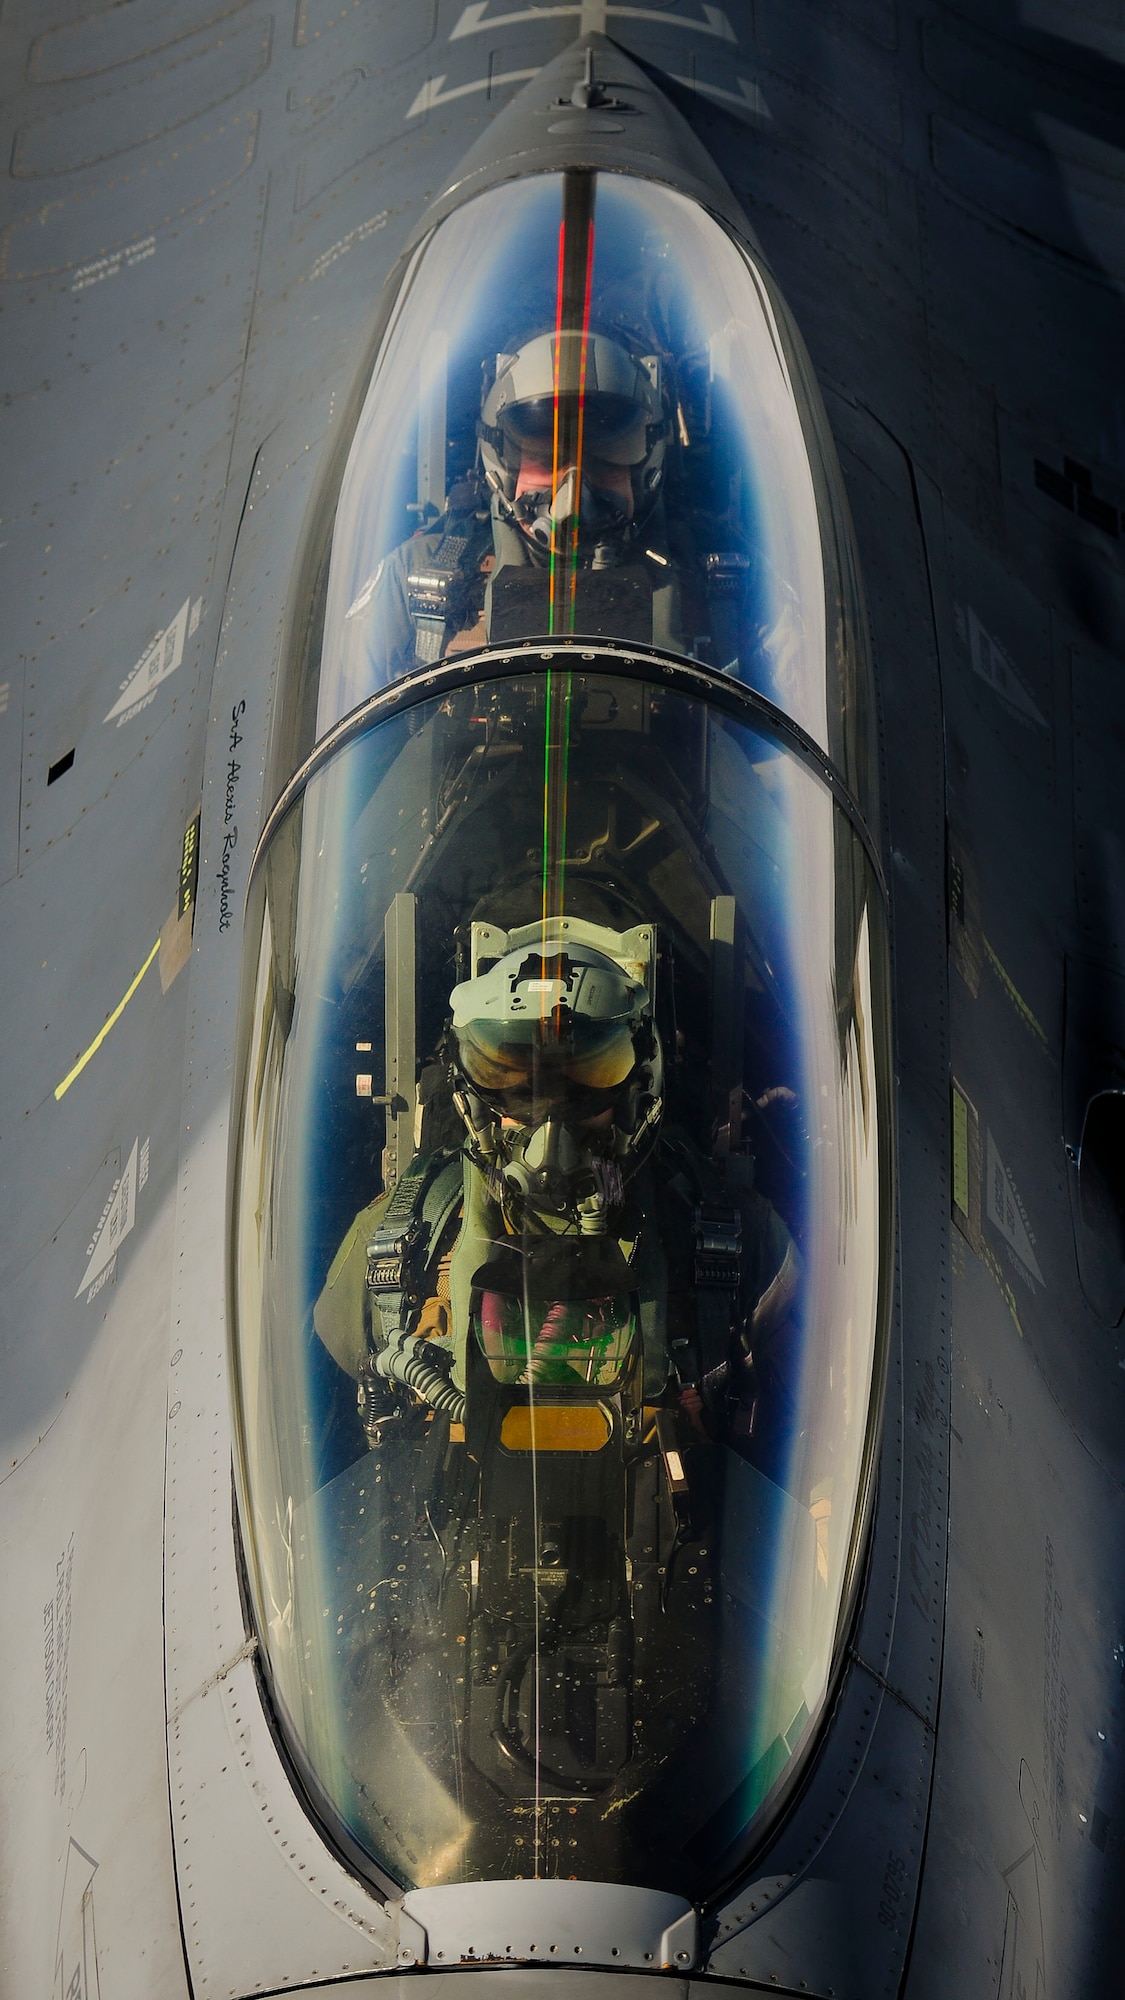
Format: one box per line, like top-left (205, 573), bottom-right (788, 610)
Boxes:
top-left (312, 168), bottom-right (870, 784)
top-left (230, 162), bottom-right (891, 1906)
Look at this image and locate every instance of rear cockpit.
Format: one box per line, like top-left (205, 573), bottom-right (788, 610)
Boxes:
top-left (229, 58), bottom-right (891, 1913)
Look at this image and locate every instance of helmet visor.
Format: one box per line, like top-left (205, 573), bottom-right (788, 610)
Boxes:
top-left (456, 1014), bottom-right (637, 1100)
top-left (502, 392), bottom-right (649, 467)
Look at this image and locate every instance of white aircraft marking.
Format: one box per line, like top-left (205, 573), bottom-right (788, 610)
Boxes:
top-left (308, 210), bottom-right (388, 282)
top-left (410, 53), bottom-right (763, 123)
top-left (53, 1838), bottom-right (98, 2000)
top-left (77, 1138), bottom-right (139, 1297)
top-left (965, 604), bottom-right (1047, 728)
top-left (986, 1130), bottom-right (1044, 1285)
top-left (451, 3), bottom-right (736, 41)
top-left (104, 595), bottom-right (200, 725)
top-left (44, 1541), bottom-right (74, 1797)
top-left (407, 69), bottom-right (541, 118)
top-left (72, 232), bottom-right (156, 294)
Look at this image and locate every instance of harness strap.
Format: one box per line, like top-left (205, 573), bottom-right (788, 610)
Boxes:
top-left (365, 1151), bottom-right (461, 1342)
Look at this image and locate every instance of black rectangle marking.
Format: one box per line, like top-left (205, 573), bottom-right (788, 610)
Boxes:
top-left (1034, 459), bottom-right (1073, 508)
top-left (1076, 489), bottom-right (1119, 536)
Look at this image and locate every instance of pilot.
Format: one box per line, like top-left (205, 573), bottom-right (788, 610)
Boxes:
top-left (348, 328), bottom-right (680, 687)
top-left (314, 937), bottom-right (798, 1460)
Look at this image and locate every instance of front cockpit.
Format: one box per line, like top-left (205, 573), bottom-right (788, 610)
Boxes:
top-left (310, 167), bottom-right (872, 811)
top-left (230, 150), bottom-right (891, 1911)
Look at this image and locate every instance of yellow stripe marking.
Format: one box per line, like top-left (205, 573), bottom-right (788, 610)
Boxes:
top-left (54, 936), bottom-right (161, 1101)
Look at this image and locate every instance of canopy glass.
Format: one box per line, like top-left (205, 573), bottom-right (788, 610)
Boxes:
top-left (310, 170), bottom-right (872, 812)
top-left (231, 656), bottom-right (890, 1898)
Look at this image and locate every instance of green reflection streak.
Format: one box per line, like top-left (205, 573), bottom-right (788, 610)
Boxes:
top-left (540, 665), bottom-right (573, 935)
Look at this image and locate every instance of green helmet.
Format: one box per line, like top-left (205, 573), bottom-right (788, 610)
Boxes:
top-left (449, 942), bottom-right (663, 1226)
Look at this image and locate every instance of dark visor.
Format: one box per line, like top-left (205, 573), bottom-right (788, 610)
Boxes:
top-left (502, 392), bottom-right (648, 465)
top-left (456, 1014), bottom-right (638, 1097)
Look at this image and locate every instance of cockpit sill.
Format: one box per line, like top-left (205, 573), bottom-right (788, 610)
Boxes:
top-left (234, 1352), bottom-right (884, 1928)
top-left (238, 1497), bottom-right (888, 1974)
top-left (239, 1488), bottom-right (874, 1981)
top-left (236, 1512), bottom-right (888, 1950)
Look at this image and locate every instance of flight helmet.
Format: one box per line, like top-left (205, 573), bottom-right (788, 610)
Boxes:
top-left (449, 940), bottom-right (663, 1228)
top-left (478, 331), bottom-right (667, 557)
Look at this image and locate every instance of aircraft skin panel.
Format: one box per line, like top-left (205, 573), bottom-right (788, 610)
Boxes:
top-left (0, 1181), bottom-right (187, 2000)
top-left (0, 1), bottom-right (473, 1990)
top-left (2, 2), bottom-right (1124, 1998)
top-left (707, 411), bottom-right (953, 1989)
top-left (161, 438), bottom-right (405, 1992)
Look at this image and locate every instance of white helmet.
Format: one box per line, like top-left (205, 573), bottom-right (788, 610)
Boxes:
top-left (449, 941), bottom-right (663, 1229)
top-left (478, 332), bottom-right (667, 554)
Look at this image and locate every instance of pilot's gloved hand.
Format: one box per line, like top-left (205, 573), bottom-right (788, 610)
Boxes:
top-left (677, 1382), bottom-right (707, 1438)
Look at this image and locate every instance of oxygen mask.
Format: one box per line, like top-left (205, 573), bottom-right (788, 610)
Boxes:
top-left (450, 942), bottom-right (662, 1230)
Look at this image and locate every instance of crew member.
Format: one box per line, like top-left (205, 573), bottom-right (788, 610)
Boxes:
top-left (314, 936), bottom-right (798, 1461)
top-left (346, 329), bottom-right (680, 687)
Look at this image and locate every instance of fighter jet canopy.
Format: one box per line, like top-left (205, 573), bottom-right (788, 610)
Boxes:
top-left (229, 158), bottom-right (891, 1908)
top-left (306, 166), bottom-right (874, 821)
